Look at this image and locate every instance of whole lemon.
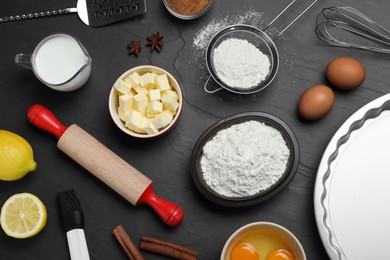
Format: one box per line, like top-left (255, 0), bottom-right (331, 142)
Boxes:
top-left (0, 130), bottom-right (37, 181)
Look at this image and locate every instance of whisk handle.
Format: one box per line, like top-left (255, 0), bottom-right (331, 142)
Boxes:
top-left (0, 8), bottom-right (77, 23)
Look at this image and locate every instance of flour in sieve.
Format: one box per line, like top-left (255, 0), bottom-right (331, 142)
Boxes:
top-left (212, 38), bottom-right (271, 89)
top-left (191, 10), bottom-right (272, 83)
top-left (200, 120), bottom-right (290, 198)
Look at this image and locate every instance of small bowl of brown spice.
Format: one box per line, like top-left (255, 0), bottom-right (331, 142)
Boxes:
top-left (162, 0), bottom-right (213, 20)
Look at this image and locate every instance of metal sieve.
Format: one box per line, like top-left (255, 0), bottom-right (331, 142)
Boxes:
top-left (204, 0), bottom-right (318, 94)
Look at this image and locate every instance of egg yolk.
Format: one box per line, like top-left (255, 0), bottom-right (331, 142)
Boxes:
top-left (231, 242), bottom-right (259, 260)
top-left (267, 249), bottom-right (295, 260)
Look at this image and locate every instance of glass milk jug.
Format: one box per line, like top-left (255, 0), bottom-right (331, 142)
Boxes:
top-left (15, 33), bottom-right (92, 92)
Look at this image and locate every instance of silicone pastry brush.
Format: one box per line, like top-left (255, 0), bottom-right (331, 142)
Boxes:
top-left (58, 190), bottom-right (90, 260)
top-left (28, 104), bottom-right (183, 226)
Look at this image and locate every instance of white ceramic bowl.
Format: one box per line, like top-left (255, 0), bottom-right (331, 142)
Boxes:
top-left (220, 222), bottom-right (306, 260)
top-left (108, 65), bottom-right (183, 139)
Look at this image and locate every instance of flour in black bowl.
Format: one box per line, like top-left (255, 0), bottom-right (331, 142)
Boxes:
top-left (200, 120), bottom-right (290, 198)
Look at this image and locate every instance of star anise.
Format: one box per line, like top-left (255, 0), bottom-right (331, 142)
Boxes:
top-left (128, 40), bottom-right (142, 56)
top-left (146, 32), bottom-right (163, 53)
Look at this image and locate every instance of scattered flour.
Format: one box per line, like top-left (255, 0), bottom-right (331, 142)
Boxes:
top-left (193, 10), bottom-right (267, 51)
top-left (200, 120), bottom-right (290, 198)
top-left (212, 38), bottom-right (271, 89)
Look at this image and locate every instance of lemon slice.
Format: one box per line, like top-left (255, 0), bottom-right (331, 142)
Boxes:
top-left (0, 193), bottom-right (47, 238)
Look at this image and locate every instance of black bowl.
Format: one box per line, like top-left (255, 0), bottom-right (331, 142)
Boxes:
top-left (191, 112), bottom-right (299, 207)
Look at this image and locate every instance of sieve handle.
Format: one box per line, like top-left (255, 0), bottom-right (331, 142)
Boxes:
top-left (264, 0), bottom-right (318, 41)
top-left (203, 76), bottom-right (223, 94)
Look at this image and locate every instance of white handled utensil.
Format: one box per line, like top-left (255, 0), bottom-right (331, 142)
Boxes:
top-left (0, 0), bottom-right (146, 27)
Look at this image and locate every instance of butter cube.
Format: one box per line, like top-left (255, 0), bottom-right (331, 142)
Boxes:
top-left (125, 110), bottom-right (145, 133)
top-left (115, 79), bottom-right (132, 95)
top-left (147, 100), bottom-right (163, 114)
top-left (149, 89), bottom-right (161, 101)
top-left (162, 94), bottom-right (179, 112)
top-left (119, 94), bottom-right (133, 111)
top-left (140, 73), bottom-right (155, 89)
top-left (162, 90), bottom-right (179, 100)
top-left (133, 85), bottom-right (149, 95)
top-left (133, 93), bottom-right (148, 110)
top-left (142, 118), bottom-right (159, 135)
top-left (155, 74), bottom-right (171, 91)
top-left (152, 110), bottom-right (173, 129)
top-left (117, 94), bottom-right (133, 121)
top-left (124, 72), bottom-right (140, 87)
top-left (118, 107), bottom-right (131, 122)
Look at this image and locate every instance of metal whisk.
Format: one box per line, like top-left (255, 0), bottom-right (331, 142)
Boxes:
top-left (315, 6), bottom-right (390, 54)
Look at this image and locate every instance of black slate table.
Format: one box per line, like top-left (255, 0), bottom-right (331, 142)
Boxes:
top-left (1, 0), bottom-right (389, 259)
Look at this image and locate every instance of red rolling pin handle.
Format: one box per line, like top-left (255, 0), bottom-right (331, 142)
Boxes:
top-left (27, 104), bottom-right (67, 139)
top-left (138, 184), bottom-right (184, 227)
top-left (27, 104), bottom-right (184, 227)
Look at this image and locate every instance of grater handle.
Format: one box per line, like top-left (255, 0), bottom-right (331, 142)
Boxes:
top-left (0, 7), bottom-right (77, 23)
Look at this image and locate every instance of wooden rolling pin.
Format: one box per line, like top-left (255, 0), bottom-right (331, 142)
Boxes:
top-left (27, 104), bottom-right (183, 227)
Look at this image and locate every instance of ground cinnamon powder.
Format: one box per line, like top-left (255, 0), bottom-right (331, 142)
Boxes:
top-left (166, 0), bottom-right (211, 16)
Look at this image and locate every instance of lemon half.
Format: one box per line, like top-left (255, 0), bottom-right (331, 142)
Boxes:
top-left (0, 130), bottom-right (37, 181)
top-left (0, 193), bottom-right (47, 238)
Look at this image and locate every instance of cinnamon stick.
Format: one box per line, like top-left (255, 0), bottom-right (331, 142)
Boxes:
top-left (141, 236), bottom-right (198, 257)
top-left (112, 225), bottom-right (144, 260)
top-left (140, 236), bottom-right (198, 260)
top-left (141, 241), bottom-right (196, 260)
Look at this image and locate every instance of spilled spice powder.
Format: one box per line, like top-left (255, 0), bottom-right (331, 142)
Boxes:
top-left (166, 0), bottom-right (211, 16)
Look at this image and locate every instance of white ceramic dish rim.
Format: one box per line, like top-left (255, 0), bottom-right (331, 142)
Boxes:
top-left (314, 93), bottom-right (390, 260)
top-left (220, 221), bottom-right (306, 260)
top-left (108, 65), bottom-right (183, 139)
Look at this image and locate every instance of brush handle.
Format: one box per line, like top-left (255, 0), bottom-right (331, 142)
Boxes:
top-left (27, 104), bottom-right (184, 226)
top-left (66, 229), bottom-right (90, 260)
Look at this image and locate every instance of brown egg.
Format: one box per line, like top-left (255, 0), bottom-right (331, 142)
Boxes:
top-left (326, 57), bottom-right (366, 90)
top-left (298, 85), bottom-right (335, 120)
